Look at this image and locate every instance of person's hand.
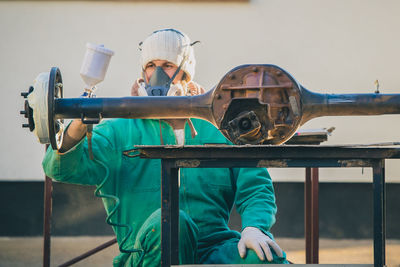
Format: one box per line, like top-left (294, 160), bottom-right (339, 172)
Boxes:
top-left (131, 79), bottom-right (144, 96)
top-left (186, 81), bottom-right (205, 96)
top-left (237, 227), bottom-right (283, 261)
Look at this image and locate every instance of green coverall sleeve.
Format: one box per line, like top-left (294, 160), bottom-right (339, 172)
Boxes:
top-left (42, 121), bottom-right (119, 186)
top-left (233, 167), bottom-right (277, 233)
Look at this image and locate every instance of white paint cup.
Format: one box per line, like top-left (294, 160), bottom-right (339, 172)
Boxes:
top-left (80, 43), bottom-right (114, 89)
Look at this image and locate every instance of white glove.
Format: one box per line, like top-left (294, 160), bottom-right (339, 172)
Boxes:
top-left (237, 227), bottom-right (283, 261)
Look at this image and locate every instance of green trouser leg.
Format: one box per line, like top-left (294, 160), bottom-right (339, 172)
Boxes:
top-left (201, 235), bottom-right (289, 264)
top-left (113, 208), bottom-right (199, 267)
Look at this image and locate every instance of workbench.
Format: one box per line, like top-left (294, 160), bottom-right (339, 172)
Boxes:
top-left (137, 145), bottom-right (398, 267)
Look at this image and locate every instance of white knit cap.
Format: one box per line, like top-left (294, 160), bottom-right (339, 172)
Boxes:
top-left (140, 29), bottom-right (196, 81)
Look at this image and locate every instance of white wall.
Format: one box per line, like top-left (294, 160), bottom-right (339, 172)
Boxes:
top-left (1, 0), bottom-right (400, 181)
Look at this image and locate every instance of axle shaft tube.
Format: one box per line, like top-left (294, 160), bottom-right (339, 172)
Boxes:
top-left (301, 87), bottom-right (400, 123)
top-left (54, 93), bottom-right (214, 123)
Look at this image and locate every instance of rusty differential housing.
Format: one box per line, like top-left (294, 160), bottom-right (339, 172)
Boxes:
top-left (212, 64), bottom-right (302, 145)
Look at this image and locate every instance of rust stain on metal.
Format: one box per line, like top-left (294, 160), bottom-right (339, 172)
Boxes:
top-left (176, 160), bottom-right (201, 168)
top-left (122, 148), bottom-right (141, 158)
top-left (257, 160), bottom-right (288, 167)
top-left (338, 160), bottom-right (371, 167)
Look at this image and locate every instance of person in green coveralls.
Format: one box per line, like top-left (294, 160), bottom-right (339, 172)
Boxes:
top-left (43, 28), bottom-right (288, 266)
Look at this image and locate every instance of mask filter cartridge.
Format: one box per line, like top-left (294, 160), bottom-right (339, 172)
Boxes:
top-left (145, 66), bottom-right (174, 96)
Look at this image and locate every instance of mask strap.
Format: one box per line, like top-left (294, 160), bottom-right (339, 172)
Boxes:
top-left (165, 49), bottom-right (190, 88)
top-left (169, 40), bottom-right (198, 84)
top-left (166, 65), bottom-right (182, 88)
top-left (141, 69), bottom-right (147, 83)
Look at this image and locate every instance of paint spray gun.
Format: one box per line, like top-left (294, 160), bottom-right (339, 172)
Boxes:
top-left (79, 43), bottom-right (114, 159)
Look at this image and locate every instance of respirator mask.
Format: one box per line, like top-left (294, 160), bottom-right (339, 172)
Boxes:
top-left (144, 65), bottom-right (182, 96)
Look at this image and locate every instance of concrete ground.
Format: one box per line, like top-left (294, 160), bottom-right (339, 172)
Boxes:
top-left (0, 237), bottom-right (399, 266)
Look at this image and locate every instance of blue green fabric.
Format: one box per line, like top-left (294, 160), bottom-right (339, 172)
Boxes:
top-left (113, 209), bottom-right (199, 266)
top-left (43, 118), bottom-right (287, 265)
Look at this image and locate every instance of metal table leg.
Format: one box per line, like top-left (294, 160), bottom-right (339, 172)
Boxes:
top-left (305, 167), bottom-right (312, 264)
top-left (311, 167), bottom-right (319, 264)
top-left (305, 167), bottom-right (319, 264)
top-left (373, 159), bottom-right (386, 267)
top-left (161, 159), bottom-right (179, 267)
top-left (43, 175), bottom-right (53, 267)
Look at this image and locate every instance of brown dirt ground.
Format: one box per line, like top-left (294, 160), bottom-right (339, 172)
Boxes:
top-left (0, 237), bottom-right (399, 266)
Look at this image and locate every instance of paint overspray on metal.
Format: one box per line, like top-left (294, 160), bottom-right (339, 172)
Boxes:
top-left (257, 160), bottom-right (289, 167)
top-left (176, 160), bottom-right (201, 168)
top-left (338, 160), bottom-right (372, 167)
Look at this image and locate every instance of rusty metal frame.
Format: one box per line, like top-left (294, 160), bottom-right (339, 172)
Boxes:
top-left (57, 237), bottom-right (117, 267)
top-left (42, 175), bottom-right (117, 267)
top-left (42, 148), bottom-right (117, 267)
top-left (305, 167), bottom-right (319, 264)
top-left (137, 145), bottom-right (393, 267)
top-left (43, 175), bottom-right (52, 267)
top-left (42, 145), bottom-right (391, 266)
